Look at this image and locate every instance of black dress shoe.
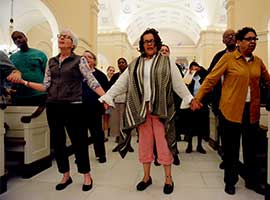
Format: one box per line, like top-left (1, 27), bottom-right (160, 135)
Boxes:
top-left (245, 182), bottom-right (265, 195)
top-left (185, 146), bottom-right (192, 153)
top-left (173, 155), bottom-right (180, 166)
top-left (163, 182), bottom-right (174, 194)
top-left (98, 157), bottom-right (107, 163)
top-left (224, 184), bottom-right (235, 195)
top-left (82, 178), bottom-right (93, 191)
top-left (136, 176), bottom-right (152, 191)
top-left (219, 161), bottom-right (225, 169)
top-left (196, 146), bottom-right (206, 154)
top-left (55, 177), bottom-right (73, 190)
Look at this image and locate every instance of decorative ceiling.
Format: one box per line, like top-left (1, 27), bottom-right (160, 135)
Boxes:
top-left (0, 0), bottom-right (227, 49)
top-left (98, 0), bottom-right (227, 46)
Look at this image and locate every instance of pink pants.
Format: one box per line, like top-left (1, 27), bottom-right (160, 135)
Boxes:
top-left (138, 112), bottom-right (173, 165)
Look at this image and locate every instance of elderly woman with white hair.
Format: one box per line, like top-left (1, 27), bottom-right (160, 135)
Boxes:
top-left (8, 29), bottom-right (106, 191)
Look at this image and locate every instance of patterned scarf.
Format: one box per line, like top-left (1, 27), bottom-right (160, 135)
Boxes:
top-left (121, 54), bottom-right (177, 155)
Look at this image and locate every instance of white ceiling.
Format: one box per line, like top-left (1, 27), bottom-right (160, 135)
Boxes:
top-left (98, 0), bottom-right (227, 46)
top-left (0, 0), bottom-right (227, 48)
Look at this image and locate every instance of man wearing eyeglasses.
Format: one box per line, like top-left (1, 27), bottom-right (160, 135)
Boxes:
top-left (10, 31), bottom-right (47, 106)
top-left (192, 27), bottom-right (270, 195)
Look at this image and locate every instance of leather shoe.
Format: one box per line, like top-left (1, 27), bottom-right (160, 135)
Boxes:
top-left (173, 155), bottom-right (180, 166)
top-left (98, 157), bottom-right (106, 163)
top-left (219, 161), bottom-right (225, 169)
top-left (82, 178), bottom-right (93, 191)
top-left (136, 176), bottom-right (152, 191)
top-left (245, 182), bottom-right (265, 195)
top-left (55, 177), bottom-right (73, 190)
top-left (196, 146), bottom-right (206, 154)
top-left (224, 184), bottom-right (235, 195)
top-left (163, 182), bottom-right (174, 194)
top-left (185, 146), bottom-right (192, 153)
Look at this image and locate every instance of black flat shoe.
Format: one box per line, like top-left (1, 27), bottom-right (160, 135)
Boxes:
top-left (185, 146), bottom-right (192, 153)
top-left (136, 176), bottom-right (152, 191)
top-left (82, 178), bottom-right (93, 191)
top-left (219, 161), bottom-right (225, 169)
top-left (98, 157), bottom-right (107, 163)
top-left (55, 177), bottom-right (73, 191)
top-left (163, 182), bottom-right (174, 194)
top-left (224, 184), bottom-right (235, 195)
top-left (154, 158), bottom-right (161, 166)
top-left (196, 146), bottom-right (206, 154)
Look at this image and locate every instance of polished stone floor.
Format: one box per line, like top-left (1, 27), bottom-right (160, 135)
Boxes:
top-left (0, 136), bottom-right (264, 200)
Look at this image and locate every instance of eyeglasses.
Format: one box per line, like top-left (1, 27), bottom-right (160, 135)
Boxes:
top-left (243, 37), bottom-right (258, 42)
top-left (143, 39), bottom-right (155, 45)
top-left (57, 34), bottom-right (73, 41)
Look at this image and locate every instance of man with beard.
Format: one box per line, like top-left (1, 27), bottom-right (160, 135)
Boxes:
top-left (10, 31), bottom-right (47, 106)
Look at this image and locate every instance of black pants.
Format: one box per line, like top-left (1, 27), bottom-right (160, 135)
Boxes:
top-left (221, 103), bottom-right (259, 186)
top-left (84, 104), bottom-right (106, 159)
top-left (46, 103), bottom-right (90, 174)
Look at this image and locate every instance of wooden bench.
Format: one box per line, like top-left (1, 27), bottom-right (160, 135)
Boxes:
top-left (4, 106), bottom-right (51, 178)
top-left (0, 108), bottom-right (7, 194)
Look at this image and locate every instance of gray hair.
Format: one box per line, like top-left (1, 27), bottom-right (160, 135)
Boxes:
top-left (60, 29), bottom-right (79, 50)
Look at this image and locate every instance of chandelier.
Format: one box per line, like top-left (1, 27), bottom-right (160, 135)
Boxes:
top-left (0, 0), bottom-right (17, 55)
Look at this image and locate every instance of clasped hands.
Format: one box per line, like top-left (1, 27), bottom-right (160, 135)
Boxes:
top-left (6, 70), bottom-right (22, 83)
top-left (190, 98), bottom-right (203, 111)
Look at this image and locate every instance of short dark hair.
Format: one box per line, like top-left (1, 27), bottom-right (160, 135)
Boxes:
top-left (138, 28), bottom-right (162, 57)
top-left (235, 27), bottom-right (257, 41)
top-left (117, 57), bottom-right (127, 64)
top-left (11, 31), bottom-right (27, 39)
top-left (189, 61), bottom-right (201, 69)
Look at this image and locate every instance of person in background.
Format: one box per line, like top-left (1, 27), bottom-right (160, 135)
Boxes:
top-left (191, 27), bottom-right (270, 195)
top-left (106, 65), bottom-right (115, 83)
top-left (207, 29), bottom-right (237, 169)
top-left (185, 61), bottom-right (209, 154)
top-left (110, 57), bottom-right (134, 153)
top-left (82, 50), bottom-right (108, 163)
top-left (100, 28), bottom-right (197, 194)
top-left (103, 65), bottom-right (115, 141)
top-left (0, 50), bottom-right (21, 105)
top-left (9, 29), bottom-right (106, 192)
top-left (10, 31), bottom-right (47, 106)
top-left (160, 44), bottom-right (170, 56)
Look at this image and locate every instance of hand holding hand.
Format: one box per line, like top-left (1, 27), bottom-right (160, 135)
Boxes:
top-left (103, 102), bottom-right (109, 110)
top-left (6, 70), bottom-right (21, 82)
top-left (190, 98), bottom-right (203, 111)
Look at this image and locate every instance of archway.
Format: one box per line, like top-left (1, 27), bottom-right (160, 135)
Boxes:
top-left (0, 0), bottom-right (59, 56)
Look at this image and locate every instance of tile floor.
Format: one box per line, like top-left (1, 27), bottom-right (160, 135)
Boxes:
top-left (0, 137), bottom-right (264, 200)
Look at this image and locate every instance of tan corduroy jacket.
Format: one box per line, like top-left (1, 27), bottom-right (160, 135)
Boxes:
top-left (196, 50), bottom-right (270, 123)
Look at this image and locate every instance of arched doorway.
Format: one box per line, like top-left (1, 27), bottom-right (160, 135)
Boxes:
top-left (0, 0), bottom-right (59, 56)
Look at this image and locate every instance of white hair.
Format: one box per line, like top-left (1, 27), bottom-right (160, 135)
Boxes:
top-left (60, 29), bottom-right (79, 50)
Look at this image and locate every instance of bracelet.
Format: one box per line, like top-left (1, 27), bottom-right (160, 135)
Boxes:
top-left (24, 81), bottom-right (29, 87)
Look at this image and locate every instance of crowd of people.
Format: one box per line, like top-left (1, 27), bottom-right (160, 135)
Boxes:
top-left (1, 26), bottom-right (269, 196)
